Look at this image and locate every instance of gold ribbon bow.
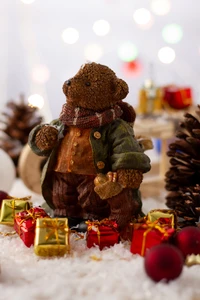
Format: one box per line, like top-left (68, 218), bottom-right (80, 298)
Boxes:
top-left (138, 220), bottom-right (172, 257)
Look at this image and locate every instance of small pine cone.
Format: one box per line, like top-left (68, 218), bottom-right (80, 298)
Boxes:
top-left (35, 126), bottom-right (58, 151)
top-left (117, 169), bottom-right (143, 189)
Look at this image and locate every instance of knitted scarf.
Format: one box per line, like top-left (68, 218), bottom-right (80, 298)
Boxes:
top-left (59, 101), bottom-right (135, 128)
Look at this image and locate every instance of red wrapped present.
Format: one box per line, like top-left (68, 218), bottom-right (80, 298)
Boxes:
top-left (147, 209), bottom-right (177, 229)
top-left (14, 207), bottom-right (49, 247)
top-left (86, 219), bottom-right (120, 250)
top-left (163, 86), bottom-right (192, 109)
top-left (130, 221), bottom-right (175, 257)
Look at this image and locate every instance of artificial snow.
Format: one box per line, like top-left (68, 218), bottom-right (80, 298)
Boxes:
top-left (0, 180), bottom-right (199, 300)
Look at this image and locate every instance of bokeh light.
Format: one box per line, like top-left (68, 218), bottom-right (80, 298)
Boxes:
top-left (21, 0), bottom-right (35, 3)
top-left (133, 8), bottom-right (153, 29)
top-left (150, 0), bottom-right (171, 16)
top-left (32, 65), bottom-right (50, 84)
top-left (158, 47), bottom-right (176, 64)
top-left (62, 28), bottom-right (79, 44)
top-left (162, 24), bottom-right (183, 44)
top-left (118, 42), bottom-right (138, 62)
top-left (84, 44), bottom-right (103, 61)
top-left (122, 60), bottom-right (142, 77)
top-left (93, 20), bottom-right (110, 36)
top-left (28, 94), bottom-right (44, 109)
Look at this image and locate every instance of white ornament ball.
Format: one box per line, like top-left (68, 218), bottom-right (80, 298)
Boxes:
top-left (0, 149), bottom-right (16, 192)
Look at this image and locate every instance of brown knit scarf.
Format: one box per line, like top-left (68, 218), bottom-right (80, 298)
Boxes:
top-left (59, 101), bottom-right (135, 128)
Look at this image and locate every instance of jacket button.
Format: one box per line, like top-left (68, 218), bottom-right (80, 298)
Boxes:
top-left (94, 131), bottom-right (101, 139)
top-left (97, 161), bottom-right (105, 169)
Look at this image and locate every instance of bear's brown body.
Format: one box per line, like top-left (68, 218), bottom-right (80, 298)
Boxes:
top-left (28, 62), bottom-right (151, 230)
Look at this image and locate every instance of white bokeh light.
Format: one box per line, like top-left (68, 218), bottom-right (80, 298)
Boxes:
top-left (84, 44), bottom-right (103, 61)
top-left (93, 20), bottom-right (110, 36)
top-left (62, 28), bottom-right (79, 44)
top-left (21, 0), bottom-right (35, 4)
top-left (150, 0), bottom-right (171, 15)
top-left (28, 94), bottom-right (44, 109)
top-left (158, 47), bottom-right (176, 64)
top-left (32, 65), bottom-right (50, 84)
top-left (133, 8), bottom-right (153, 29)
top-left (162, 24), bottom-right (183, 44)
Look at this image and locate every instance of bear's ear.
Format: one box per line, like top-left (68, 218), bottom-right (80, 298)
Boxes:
top-left (114, 78), bottom-right (129, 101)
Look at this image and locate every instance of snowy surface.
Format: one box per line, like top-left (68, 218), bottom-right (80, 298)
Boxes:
top-left (0, 180), bottom-right (199, 300)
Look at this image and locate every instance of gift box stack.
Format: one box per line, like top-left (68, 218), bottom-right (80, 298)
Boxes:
top-left (0, 193), bottom-right (70, 257)
top-left (130, 209), bottom-right (176, 256)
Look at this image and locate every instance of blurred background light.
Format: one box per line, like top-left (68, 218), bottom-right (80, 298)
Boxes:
top-left (21, 0), bottom-right (36, 3)
top-left (93, 20), bottom-right (110, 36)
top-left (133, 8), bottom-right (153, 29)
top-left (162, 24), bottom-right (183, 44)
top-left (28, 94), bottom-right (44, 109)
top-left (62, 28), bottom-right (79, 44)
top-left (32, 65), bottom-right (50, 84)
top-left (118, 42), bottom-right (138, 62)
top-left (158, 47), bottom-right (176, 64)
top-left (84, 44), bottom-right (103, 61)
top-left (122, 60), bottom-right (142, 77)
top-left (150, 0), bottom-right (171, 16)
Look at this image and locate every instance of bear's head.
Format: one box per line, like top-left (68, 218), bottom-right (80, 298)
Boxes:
top-left (62, 62), bottom-right (129, 111)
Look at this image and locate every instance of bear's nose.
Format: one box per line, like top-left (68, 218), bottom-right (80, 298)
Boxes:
top-left (66, 80), bottom-right (71, 86)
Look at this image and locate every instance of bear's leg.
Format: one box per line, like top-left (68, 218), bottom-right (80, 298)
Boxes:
top-left (52, 172), bottom-right (83, 220)
top-left (77, 174), bottom-right (110, 220)
top-left (107, 188), bottom-right (142, 230)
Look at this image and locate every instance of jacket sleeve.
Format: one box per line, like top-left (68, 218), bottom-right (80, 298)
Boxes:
top-left (28, 119), bottom-right (63, 157)
top-left (109, 119), bottom-right (151, 173)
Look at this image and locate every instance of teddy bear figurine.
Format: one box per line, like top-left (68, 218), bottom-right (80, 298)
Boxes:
top-left (28, 62), bottom-right (151, 232)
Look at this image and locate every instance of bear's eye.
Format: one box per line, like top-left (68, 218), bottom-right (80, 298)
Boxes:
top-left (85, 82), bottom-right (91, 86)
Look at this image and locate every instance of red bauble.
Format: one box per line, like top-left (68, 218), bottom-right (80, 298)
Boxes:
top-left (174, 226), bottom-right (200, 258)
top-left (144, 244), bottom-right (184, 282)
top-left (0, 190), bottom-right (9, 207)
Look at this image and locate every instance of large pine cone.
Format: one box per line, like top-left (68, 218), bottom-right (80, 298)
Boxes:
top-left (165, 105), bottom-right (200, 226)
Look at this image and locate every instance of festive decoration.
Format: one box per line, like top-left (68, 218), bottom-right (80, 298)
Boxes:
top-left (28, 62), bottom-right (151, 232)
top-left (34, 218), bottom-right (70, 257)
top-left (174, 226), bottom-right (200, 258)
top-left (0, 95), bottom-right (43, 170)
top-left (137, 79), bottom-right (163, 115)
top-left (147, 209), bottom-right (177, 228)
top-left (185, 254), bottom-right (200, 267)
top-left (163, 86), bottom-right (192, 109)
top-left (130, 220), bottom-right (175, 256)
top-left (18, 144), bottom-right (46, 194)
top-left (14, 207), bottom-right (49, 247)
top-left (86, 219), bottom-right (120, 250)
top-left (144, 244), bottom-right (184, 282)
top-left (165, 106), bottom-right (200, 227)
top-left (0, 149), bottom-right (16, 192)
top-left (122, 60), bottom-right (142, 77)
top-left (0, 197), bottom-right (31, 225)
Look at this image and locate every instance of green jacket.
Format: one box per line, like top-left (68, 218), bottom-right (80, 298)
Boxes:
top-left (29, 118), bottom-right (151, 209)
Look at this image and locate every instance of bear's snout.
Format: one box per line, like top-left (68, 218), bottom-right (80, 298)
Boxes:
top-left (66, 80), bottom-right (71, 86)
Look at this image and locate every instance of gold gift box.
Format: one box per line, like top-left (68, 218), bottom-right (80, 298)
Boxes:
top-left (0, 197), bottom-right (32, 226)
top-left (34, 218), bottom-right (70, 257)
top-left (147, 209), bottom-right (177, 229)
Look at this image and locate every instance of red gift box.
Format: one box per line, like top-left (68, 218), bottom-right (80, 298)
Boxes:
top-left (130, 221), bottom-right (175, 257)
top-left (14, 207), bottom-right (49, 247)
top-left (163, 86), bottom-right (192, 109)
top-left (86, 219), bottom-right (120, 250)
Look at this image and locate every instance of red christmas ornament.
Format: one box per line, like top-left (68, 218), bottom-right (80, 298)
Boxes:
top-left (144, 244), bottom-right (184, 282)
top-left (174, 226), bottom-right (200, 258)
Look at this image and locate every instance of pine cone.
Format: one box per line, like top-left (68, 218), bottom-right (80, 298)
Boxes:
top-left (165, 105), bottom-right (200, 226)
top-left (166, 185), bottom-right (200, 227)
top-left (0, 95), bottom-right (43, 169)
